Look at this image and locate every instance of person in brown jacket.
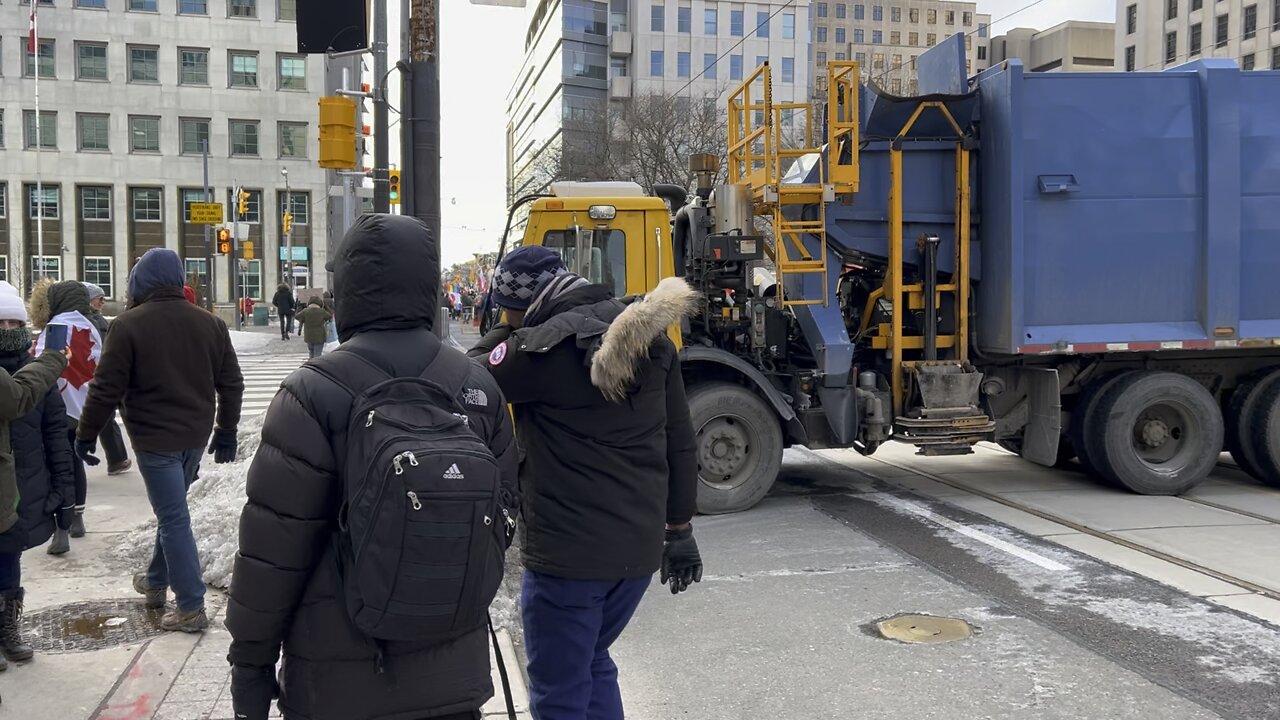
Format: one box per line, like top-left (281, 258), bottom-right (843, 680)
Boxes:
top-left (75, 248), bottom-right (244, 633)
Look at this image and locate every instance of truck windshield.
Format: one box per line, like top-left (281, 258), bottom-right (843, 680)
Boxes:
top-left (542, 228), bottom-right (628, 297)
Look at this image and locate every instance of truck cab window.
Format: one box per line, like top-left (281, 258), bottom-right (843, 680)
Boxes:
top-left (542, 228), bottom-right (628, 298)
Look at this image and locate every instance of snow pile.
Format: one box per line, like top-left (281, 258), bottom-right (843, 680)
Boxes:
top-left (230, 330), bottom-right (274, 354)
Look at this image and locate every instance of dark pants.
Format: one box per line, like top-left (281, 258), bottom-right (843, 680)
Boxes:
top-left (0, 552), bottom-right (19, 592)
top-left (98, 412), bottom-right (129, 467)
top-left (66, 426), bottom-right (87, 508)
top-left (521, 570), bottom-right (650, 720)
top-left (279, 311), bottom-right (294, 338)
top-left (137, 448), bottom-right (205, 612)
top-left (307, 342), bottom-right (323, 359)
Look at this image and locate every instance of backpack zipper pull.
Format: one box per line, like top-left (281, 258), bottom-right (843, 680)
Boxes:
top-left (407, 490), bottom-right (422, 511)
top-left (501, 507), bottom-right (515, 529)
top-left (406, 451), bottom-right (419, 467)
top-left (393, 454), bottom-right (405, 475)
top-left (365, 410), bottom-right (375, 428)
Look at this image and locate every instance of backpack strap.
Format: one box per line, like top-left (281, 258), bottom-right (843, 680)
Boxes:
top-left (420, 346), bottom-right (473, 402)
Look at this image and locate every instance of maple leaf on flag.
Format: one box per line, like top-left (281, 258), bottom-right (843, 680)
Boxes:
top-left (64, 326), bottom-right (98, 390)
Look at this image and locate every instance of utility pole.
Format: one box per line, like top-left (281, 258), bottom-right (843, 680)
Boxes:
top-left (372, 0), bottom-right (390, 213)
top-left (409, 0), bottom-right (440, 328)
top-left (231, 183), bottom-right (242, 331)
top-left (202, 140), bottom-right (214, 311)
top-left (281, 168), bottom-right (293, 291)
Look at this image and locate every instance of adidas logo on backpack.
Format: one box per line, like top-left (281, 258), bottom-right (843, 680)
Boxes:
top-left (443, 463), bottom-right (465, 479)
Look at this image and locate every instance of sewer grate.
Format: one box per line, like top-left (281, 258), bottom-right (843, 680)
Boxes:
top-left (21, 599), bottom-right (167, 653)
top-left (875, 613), bottom-right (974, 645)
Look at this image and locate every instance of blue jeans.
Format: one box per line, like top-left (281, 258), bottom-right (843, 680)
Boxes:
top-left (137, 449), bottom-right (205, 612)
top-left (521, 570), bottom-right (650, 720)
top-left (0, 552), bottom-right (19, 592)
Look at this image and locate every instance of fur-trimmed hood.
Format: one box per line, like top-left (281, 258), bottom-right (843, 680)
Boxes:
top-left (589, 277), bottom-right (699, 402)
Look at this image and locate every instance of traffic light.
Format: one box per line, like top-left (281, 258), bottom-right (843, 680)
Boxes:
top-left (282, 212), bottom-right (293, 235)
top-left (318, 96), bottom-right (358, 170)
top-left (237, 189), bottom-right (250, 217)
top-left (217, 228), bottom-right (232, 255)
top-left (388, 170), bottom-right (401, 205)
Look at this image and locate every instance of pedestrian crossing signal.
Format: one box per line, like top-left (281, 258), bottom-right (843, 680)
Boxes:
top-left (217, 228), bottom-right (232, 255)
top-left (388, 170), bottom-right (401, 205)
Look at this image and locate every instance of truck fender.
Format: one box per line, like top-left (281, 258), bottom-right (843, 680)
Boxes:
top-left (1021, 367), bottom-right (1063, 467)
top-left (680, 346), bottom-right (797, 422)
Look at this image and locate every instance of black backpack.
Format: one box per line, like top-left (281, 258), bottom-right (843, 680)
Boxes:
top-left (313, 346), bottom-right (511, 644)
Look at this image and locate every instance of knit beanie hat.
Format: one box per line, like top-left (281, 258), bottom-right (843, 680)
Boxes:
top-left (491, 246), bottom-right (567, 310)
top-left (83, 282), bottom-right (106, 301)
top-left (0, 282), bottom-right (29, 325)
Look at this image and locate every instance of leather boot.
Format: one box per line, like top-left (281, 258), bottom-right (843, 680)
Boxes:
top-left (0, 589), bottom-right (33, 662)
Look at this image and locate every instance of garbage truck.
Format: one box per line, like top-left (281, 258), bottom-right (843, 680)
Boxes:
top-left (489, 41), bottom-right (1280, 515)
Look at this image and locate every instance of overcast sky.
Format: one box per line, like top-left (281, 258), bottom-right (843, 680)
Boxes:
top-left (407, 0), bottom-right (1118, 267)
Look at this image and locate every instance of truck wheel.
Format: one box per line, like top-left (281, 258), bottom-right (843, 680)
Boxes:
top-left (1244, 378), bottom-right (1280, 488)
top-left (1090, 371), bottom-right (1222, 495)
top-left (688, 382), bottom-right (784, 515)
top-left (1072, 371), bottom-right (1136, 481)
top-left (1224, 370), bottom-right (1280, 481)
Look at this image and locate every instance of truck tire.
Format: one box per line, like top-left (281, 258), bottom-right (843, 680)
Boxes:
top-left (688, 382), bottom-right (784, 515)
top-left (1243, 377), bottom-right (1280, 488)
top-left (1223, 369), bottom-right (1280, 482)
top-left (1090, 371), bottom-right (1222, 495)
top-left (1072, 371), bottom-right (1136, 482)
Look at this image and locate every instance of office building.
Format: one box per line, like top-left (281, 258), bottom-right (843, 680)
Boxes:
top-left (0, 0), bottom-right (327, 303)
top-left (1118, 0), bottom-right (1280, 71)
top-left (990, 21), bottom-right (1117, 72)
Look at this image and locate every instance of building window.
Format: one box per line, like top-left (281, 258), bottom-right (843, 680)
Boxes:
top-left (872, 30), bottom-right (882, 44)
top-left (76, 42), bottom-right (108, 81)
top-left (1273, 45), bottom-right (1280, 68)
top-left (81, 187), bottom-right (111, 221)
top-left (278, 0), bottom-right (295, 21)
top-left (755, 10), bottom-right (768, 37)
top-left (782, 12), bottom-right (794, 39)
top-left (977, 46), bottom-right (987, 60)
top-left (24, 39), bottom-right (56, 79)
top-left (229, 0), bottom-right (256, 17)
top-left (854, 28), bottom-right (864, 43)
top-left (179, 0), bottom-right (207, 13)
top-left (129, 115), bottom-right (160, 153)
top-left (229, 188), bottom-right (261, 223)
top-left (1192, 0), bottom-right (1202, 9)
top-left (77, 113), bottom-right (109, 151)
top-left (892, 6), bottom-right (901, 22)
top-left (76, 0), bottom-right (108, 8)
top-left (230, 120), bottom-right (260, 156)
top-left (927, 33), bottom-right (936, 46)
top-left (679, 6), bottom-right (691, 33)
top-left (837, 28), bottom-right (847, 43)
top-left (1216, 14), bottom-right (1228, 47)
top-left (128, 45), bottom-right (159, 83)
top-left (1190, 23), bottom-right (1202, 55)
top-left (129, 0), bottom-right (158, 11)
top-left (182, 189), bottom-right (209, 222)
top-left (816, 2), bottom-right (827, 18)
top-left (781, 56), bottom-right (794, 83)
top-left (1274, 0), bottom-right (1280, 30)
top-left (730, 54), bottom-right (743, 80)
top-left (32, 258), bottom-right (61, 283)
top-left (180, 118), bottom-right (210, 155)
top-left (650, 4), bottom-right (663, 31)
top-left (730, 9), bottom-right (743, 36)
top-left (239, 260), bottom-right (262, 301)
top-left (281, 191), bottom-right (309, 225)
top-left (185, 258), bottom-right (209, 290)
top-left (1125, 45), bottom-right (1136, 71)
top-left (890, 31), bottom-right (900, 44)
top-left (1243, 4), bottom-right (1257, 39)
top-left (132, 188), bottom-right (162, 222)
top-left (704, 8), bottom-right (717, 34)
top-left (836, 3), bottom-right (846, 19)
top-left (1165, 30), bottom-right (1178, 63)
top-left (279, 122), bottom-right (306, 158)
top-left (24, 110), bottom-right (57, 150)
top-left (909, 32), bottom-right (919, 46)
top-left (278, 54), bottom-right (306, 90)
top-left (1243, 52), bottom-right (1256, 69)
top-left (979, 22), bottom-right (988, 38)
top-left (650, 50), bottom-right (663, 76)
top-left (704, 53), bottom-right (717, 80)
top-left (944, 9), bottom-right (955, 24)
top-left (28, 186), bottom-right (59, 219)
top-left (963, 11), bottom-right (972, 25)
top-left (816, 51), bottom-right (827, 65)
top-left (1167, 0), bottom-right (1178, 20)
top-left (817, 26), bottom-right (828, 43)
top-left (677, 51), bottom-right (690, 78)
top-left (230, 52), bottom-right (259, 87)
top-left (83, 258), bottom-right (114, 298)
top-left (909, 7), bottom-right (918, 22)
top-left (0, 184), bottom-right (5, 217)
top-left (927, 8), bottom-right (936, 24)
top-left (873, 5), bottom-right (883, 21)
top-left (180, 48), bottom-right (209, 85)
top-left (1126, 4), bottom-right (1137, 34)
top-left (854, 4), bottom-right (864, 20)
top-left (966, 35), bottom-right (972, 50)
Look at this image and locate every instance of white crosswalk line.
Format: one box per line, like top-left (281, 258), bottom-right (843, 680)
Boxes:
top-left (238, 353), bottom-right (309, 416)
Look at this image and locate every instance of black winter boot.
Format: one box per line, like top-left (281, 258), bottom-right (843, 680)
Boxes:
top-left (0, 589), bottom-right (33, 662)
top-left (69, 510), bottom-right (86, 539)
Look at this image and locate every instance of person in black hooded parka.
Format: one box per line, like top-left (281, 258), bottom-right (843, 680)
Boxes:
top-left (225, 214), bottom-right (519, 720)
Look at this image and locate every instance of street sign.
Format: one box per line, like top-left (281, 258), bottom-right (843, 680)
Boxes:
top-left (189, 202), bottom-right (225, 225)
top-left (279, 247), bottom-right (310, 261)
top-left (242, 241), bottom-right (255, 260)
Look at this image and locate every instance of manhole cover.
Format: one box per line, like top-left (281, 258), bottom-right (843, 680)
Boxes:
top-left (21, 599), bottom-right (167, 653)
top-left (876, 613), bottom-right (973, 645)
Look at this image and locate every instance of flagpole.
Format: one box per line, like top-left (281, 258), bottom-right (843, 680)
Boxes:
top-left (31, 0), bottom-right (44, 294)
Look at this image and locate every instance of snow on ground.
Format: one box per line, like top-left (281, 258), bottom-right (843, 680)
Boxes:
top-left (230, 330), bottom-right (274, 354)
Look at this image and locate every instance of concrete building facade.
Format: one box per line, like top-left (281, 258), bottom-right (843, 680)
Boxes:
top-left (0, 0), bottom-right (328, 304)
top-left (1118, 0), bottom-right (1280, 72)
top-left (990, 21), bottom-right (1117, 72)
top-left (809, 0), bottom-right (990, 98)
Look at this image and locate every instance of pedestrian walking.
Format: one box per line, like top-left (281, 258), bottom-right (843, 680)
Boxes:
top-left (0, 280), bottom-right (76, 659)
top-left (30, 280), bottom-right (104, 542)
top-left (226, 214), bottom-right (518, 720)
top-left (294, 296), bottom-right (331, 359)
top-left (272, 284), bottom-right (296, 340)
top-left (321, 290), bottom-right (335, 315)
top-left (76, 248), bottom-right (244, 633)
top-left (469, 246), bottom-right (704, 720)
top-left (83, 283), bottom-right (132, 477)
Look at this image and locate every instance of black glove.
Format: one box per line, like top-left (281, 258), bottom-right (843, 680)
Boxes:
top-left (55, 505), bottom-right (76, 531)
top-left (660, 525), bottom-right (703, 595)
top-left (75, 438), bottom-right (101, 467)
top-left (230, 664), bottom-right (278, 720)
top-left (208, 428), bottom-right (237, 464)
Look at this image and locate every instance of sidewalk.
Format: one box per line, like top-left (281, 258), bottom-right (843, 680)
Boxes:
top-left (3, 425), bottom-right (530, 719)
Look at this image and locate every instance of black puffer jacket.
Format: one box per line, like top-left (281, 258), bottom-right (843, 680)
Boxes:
top-left (0, 351), bottom-right (73, 554)
top-left (469, 277), bottom-right (699, 580)
top-left (226, 215), bottom-right (518, 720)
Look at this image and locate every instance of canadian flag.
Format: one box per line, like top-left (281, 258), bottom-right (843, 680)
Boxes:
top-left (34, 312), bottom-right (103, 421)
top-left (28, 2), bottom-right (37, 54)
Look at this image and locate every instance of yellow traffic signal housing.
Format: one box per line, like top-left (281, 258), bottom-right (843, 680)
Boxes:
top-left (318, 96), bottom-right (358, 170)
top-left (217, 228), bottom-right (232, 255)
top-left (282, 212), bottom-right (293, 235)
top-left (388, 170), bottom-right (401, 205)
top-left (237, 190), bottom-right (250, 217)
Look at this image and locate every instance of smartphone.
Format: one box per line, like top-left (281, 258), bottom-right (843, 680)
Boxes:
top-left (44, 324), bottom-right (68, 352)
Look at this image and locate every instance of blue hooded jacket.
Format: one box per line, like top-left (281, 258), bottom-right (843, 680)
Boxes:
top-left (129, 248), bottom-right (186, 306)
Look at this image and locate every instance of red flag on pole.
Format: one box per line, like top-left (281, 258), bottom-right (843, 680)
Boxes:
top-left (28, 2), bottom-right (37, 53)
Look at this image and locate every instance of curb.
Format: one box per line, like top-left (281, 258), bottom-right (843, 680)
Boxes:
top-left (483, 627), bottom-right (532, 718)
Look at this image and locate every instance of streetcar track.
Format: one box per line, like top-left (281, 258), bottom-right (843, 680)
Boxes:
top-left (793, 447), bottom-right (1280, 602)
